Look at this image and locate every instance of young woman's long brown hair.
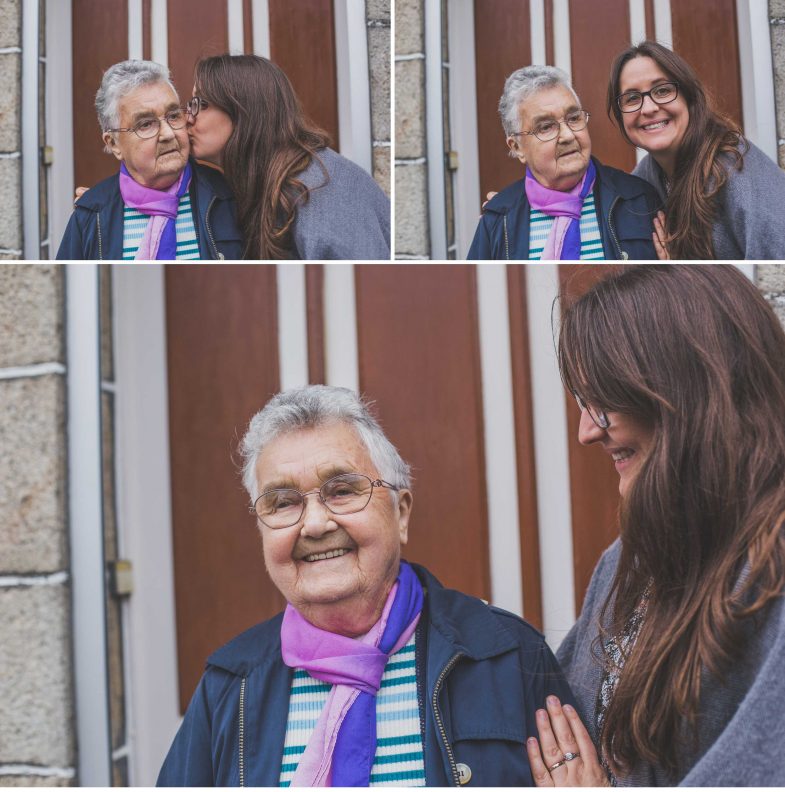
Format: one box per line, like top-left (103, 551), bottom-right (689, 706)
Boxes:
top-left (558, 265), bottom-right (785, 780)
top-left (194, 54), bottom-right (329, 259)
top-left (607, 42), bottom-right (745, 259)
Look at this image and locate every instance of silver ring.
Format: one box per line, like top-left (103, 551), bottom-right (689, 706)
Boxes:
top-left (548, 759), bottom-right (567, 772)
top-left (564, 752), bottom-right (581, 762)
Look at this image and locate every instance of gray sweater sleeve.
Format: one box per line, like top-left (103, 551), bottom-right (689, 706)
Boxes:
top-left (292, 149), bottom-right (391, 260)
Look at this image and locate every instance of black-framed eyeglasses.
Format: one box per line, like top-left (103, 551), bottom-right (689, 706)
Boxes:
top-left (252, 472), bottom-right (398, 529)
top-left (616, 82), bottom-right (679, 113)
top-left (573, 392), bottom-right (610, 429)
top-left (186, 97), bottom-right (210, 118)
top-left (511, 110), bottom-right (590, 142)
top-left (107, 108), bottom-right (187, 139)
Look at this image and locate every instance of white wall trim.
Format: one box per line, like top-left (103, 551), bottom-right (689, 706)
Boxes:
top-left (128, 0), bottom-right (143, 59)
top-left (629, 0), bottom-right (646, 44)
top-left (22, 0), bottom-right (40, 259)
top-left (447, 0), bottom-right (481, 260)
top-left (0, 361), bottom-right (65, 380)
top-left (66, 265), bottom-right (112, 786)
top-left (113, 265), bottom-right (180, 786)
top-left (333, 0), bottom-right (373, 172)
top-left (227, 0), bottom-right (244, 54)
top-left (425, 0), bottom-right (447, 259)
top-left (477, 265), bottom-right (524, 616)
top-left (0, 571), bottom-right (69, 587)
top-left (251, 0), bottom-right (270, 57)
top-left (45, 0), bottom-right (74, 257)
top-left (525, 264), bottom-right (575, 651)
top-left (276, 264), bottom-right (309, 390)
top-left (324, 264), bottom-right (359, 392)
top-left (151, 0), bottom-right (168, 66)
top-left (552, 0), bottom-right (572, 79)
top-left (0, 765), bottom-right (75, 779)
top-left (652, 0), bottom-right (673, 46)
top-left (530, 0), bottom-right (547, 65)
top-left (736, 0), bottom-right (778, 160)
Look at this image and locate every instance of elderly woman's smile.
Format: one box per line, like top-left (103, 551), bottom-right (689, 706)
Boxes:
top-left (508, 84), bottom-right (592, 191)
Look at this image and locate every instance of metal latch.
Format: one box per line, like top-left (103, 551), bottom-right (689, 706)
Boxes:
top-left (108, 559), bottom-right (133, 597)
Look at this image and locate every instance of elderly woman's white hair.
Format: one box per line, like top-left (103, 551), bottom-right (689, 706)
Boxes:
top-left (240, 384), bottom-right (412, 503)
top-left (95, 59), bottom-right (177, 134)
top-left (498, 65), bottom-right (579, 138)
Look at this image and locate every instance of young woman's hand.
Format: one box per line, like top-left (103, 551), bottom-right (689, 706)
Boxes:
top-left (481, 191), bottom-right (498, 212)
top-left (74, 186), bottom-right (89, 204)
top-left (652, 210), bottom-right (670, 260)
top-left (527, 696), bottom-right (610, 787)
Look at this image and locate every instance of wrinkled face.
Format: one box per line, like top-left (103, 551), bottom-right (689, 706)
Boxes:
top-left (507, 84), bottom-right (592, 191)
top-left (103, 82), bottom-right (189, 189)
top-left (254, 423), bottom-right (411, 633)
top-left (617, 56), bottom-right (689, 164)
top-left (577, 404), bottom-right (654, 497)
top-left (186, 84), bottom-right (233, 168)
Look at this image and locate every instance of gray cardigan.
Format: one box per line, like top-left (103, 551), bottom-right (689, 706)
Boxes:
top-left (557, 539), bottom-right (785, 786)
top-left (292, 147), bottom-right (390, 260)
top-left (633, 141), bottom-right (785, 260)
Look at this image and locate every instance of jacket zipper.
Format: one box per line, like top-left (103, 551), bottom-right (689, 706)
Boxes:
top-left (97, 214), bottom-right (103, 261)
top-left (432, 652), bottom-right (463, 786)
top-left (239, 676), bottom-right (246, 787)
top-left (607, 196), bottom-right (628, 260)
top-left (503, 215), bottom-right (510, 260)
top-left (205, 197), bottom-right (224, 260)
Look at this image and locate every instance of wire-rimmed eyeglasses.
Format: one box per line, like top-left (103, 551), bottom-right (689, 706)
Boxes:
top-left (106, 108), bottom-right (187, 139)
top-left (615, 82), bottom-right (679, 113)
top-left (573, 392), bottom-right (610, 429)
top-left (252, 472), bottom-right (398, 529)
top-left (511, 110), bottom-right (590, 143)
top-left (185, 97), bottom-right (210, 118)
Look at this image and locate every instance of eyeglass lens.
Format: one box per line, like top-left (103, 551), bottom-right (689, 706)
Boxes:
top-left (255, 473), bottom-right (377, 528)
top-left (532, 111), bottom-right (589, 142)
top-left (133, 109), bottom-right (187, 138)
top-left (617, 82), bottom-right (678, 113)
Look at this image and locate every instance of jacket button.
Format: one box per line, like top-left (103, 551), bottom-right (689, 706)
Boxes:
top-left (456, 763), bottom-right (472, 785)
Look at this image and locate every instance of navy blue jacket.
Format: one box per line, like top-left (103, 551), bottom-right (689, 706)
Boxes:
top-left (56, 160), bottom-right (243, 260)
top-left (157, 563), bottom-right (574, 787)
top-left (467, 157), bottom-right (661, 260)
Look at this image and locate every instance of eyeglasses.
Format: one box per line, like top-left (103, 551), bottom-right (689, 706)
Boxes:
top-left (252, 472), bottom-right (398, 529)
top-left (185, 97), bottom-right (210, 118)
top-left (107, 108), bottom-right (187, 139)
top-left (616, 82), bottom-right (679, 113)
top-left (512, 110), bottom-right (590, 142)
top-left (573, 392), bottom-right (610, 429)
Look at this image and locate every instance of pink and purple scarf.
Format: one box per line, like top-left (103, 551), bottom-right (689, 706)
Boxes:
top-left (525, 158), bottom-right (596, 260)
top-left (119, 160), bottom-right (192, 260)
top-left (280, 561), bottom-right (423, 786)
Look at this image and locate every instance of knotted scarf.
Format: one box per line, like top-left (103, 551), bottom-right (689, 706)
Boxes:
top-left (281, 561), bottom-right (424, 786)
top-left (119, 160), bottom-right (192, 260)
top-left (525, 158), bottom-right (596, 260)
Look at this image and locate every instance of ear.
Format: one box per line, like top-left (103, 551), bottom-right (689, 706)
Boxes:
top-left (103, 131), bottom-right (123, 161)
top-left (506, 136), bottom-right (525, 164)
top-left (396, 488), bottom-right (412, 546)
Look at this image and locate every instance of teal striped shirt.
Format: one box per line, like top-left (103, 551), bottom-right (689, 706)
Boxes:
top-left (528, 192), bottom-right (604, 260)
top-left (122, 193), bottom-right (200, 260)
top-left (279, 635), bottom-right (425, 787)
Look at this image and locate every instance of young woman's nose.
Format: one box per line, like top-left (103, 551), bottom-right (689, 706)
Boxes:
top-left (577, 408), bottom-right (606, 445)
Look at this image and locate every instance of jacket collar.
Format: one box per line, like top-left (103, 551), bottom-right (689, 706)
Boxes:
top-left (206, 562), bottom-right (519, 677)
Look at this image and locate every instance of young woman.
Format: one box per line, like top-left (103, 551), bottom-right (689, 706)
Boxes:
top-left (527, 265), bottom-right (785, 785)
top-left (608, 41), bottom-right (785, 259)
top-left (187, 54), bottom-right (390, 260)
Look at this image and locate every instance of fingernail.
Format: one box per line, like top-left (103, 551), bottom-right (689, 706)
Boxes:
top-left (528, 737), bottom-right (537, 746)
top-left (563, 704), bottom-right (574, 714)
top-left (547, 695), bottom-right (559, 706)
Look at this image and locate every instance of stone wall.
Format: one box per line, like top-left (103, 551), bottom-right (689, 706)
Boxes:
top-left (772, 0), bottom-right (785, 168)
top-left (0, 265), bottom-right (73, 785)
top-left (758, 264), bottom-right (785, 329)
top-left (394, 0), bottom-right (429, 258)
top-left (0, 0), bottom-right (22, 258)
top-left (367, 0), bottom-right (391, 195)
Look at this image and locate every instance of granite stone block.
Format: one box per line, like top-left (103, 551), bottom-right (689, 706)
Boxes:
top-left (771, 0), bottom-right (785, 17)
top-left (0, 54), bottom-right (21, 152)
top-left (0, 374), bottom-right (67, 574)
top-left (373, 146), bottom-right (391, 196)
top-left (395, 0), bottom-right (423, 55)
top-left (0, 264), bottom-right (64, 367)
top-left (0, 776), bottom-right (72, 787)
top-left (367, 0), bottom-right (390, 21)
top-left (0, 584), bottom-right (75, 766)
top-left (757, 264), bottom-right (785, 291)
top-left (394, 163), bottom-right (429, 257)
top-left (369, 25), bottom-right (391, 143)
top-left (0, 0), bottom-right (20, 49)
top-left (395, 59), bottom-right (425, 159)
top-left (0, 156), bottom-right (21, 251)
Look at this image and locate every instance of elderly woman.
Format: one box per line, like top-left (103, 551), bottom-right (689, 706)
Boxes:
top-left (157, 385), bottom-right (573, 787)
top-left (467, 66), bottom-right (659, 260)
top-left (56, 59), bottom-right (241, 260)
